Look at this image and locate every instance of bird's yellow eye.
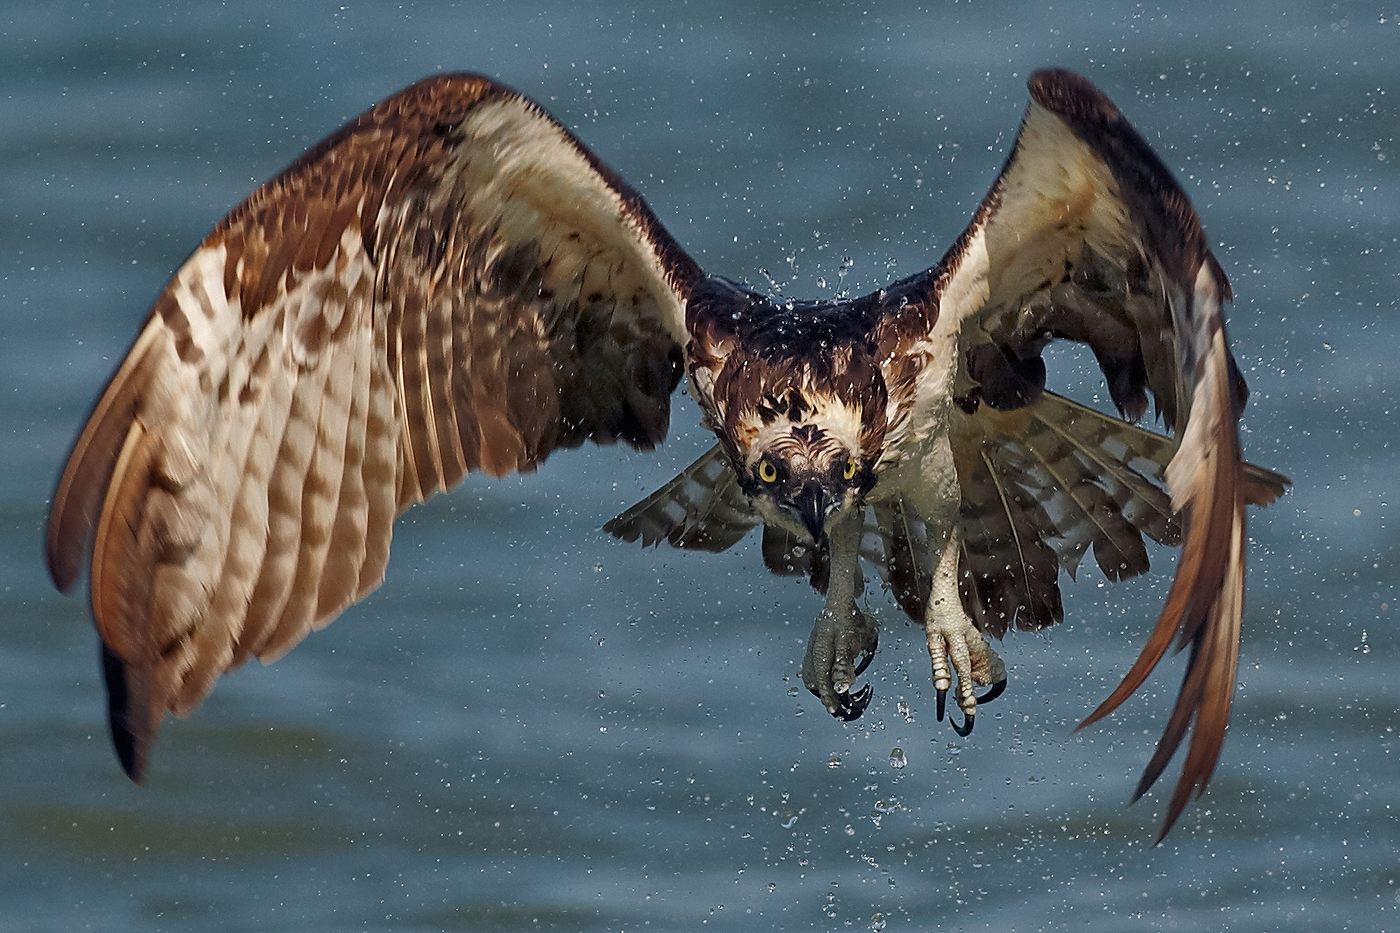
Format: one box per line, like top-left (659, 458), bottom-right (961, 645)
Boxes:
top-left (843, 458), bottom-right (858, 481)
top-left (758, 459), bottom-right (778, 483)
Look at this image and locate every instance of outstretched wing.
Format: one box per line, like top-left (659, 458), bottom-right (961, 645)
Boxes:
top-left (46, 73), bottom-right (703, 781)
top-left (875, 68), bottom-right (1288, 838)
top-left (605, 444), bottom-right (760, 553)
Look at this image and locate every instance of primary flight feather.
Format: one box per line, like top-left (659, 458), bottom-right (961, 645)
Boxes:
top-left (47, 68), bottom-right (1287, 839)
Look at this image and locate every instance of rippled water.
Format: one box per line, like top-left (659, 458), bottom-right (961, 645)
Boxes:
top-left (3, 2), bottom-right (1398, 930)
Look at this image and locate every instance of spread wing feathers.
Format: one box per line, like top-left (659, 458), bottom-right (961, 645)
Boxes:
top-left (950, 392), bottom-right (1182, 637)
top-left (851, 391), bottom-right (1184, 637)
top-left (603, 444), bottom-right (759, 552)
top-left (605, 444), bottom-right (840, 587)
top-left (46, 73), bottom-right (702, 780)
top-left (911, 69), bottom-right (1290, 837)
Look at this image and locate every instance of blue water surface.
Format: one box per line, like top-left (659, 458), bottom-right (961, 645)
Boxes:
top-left (2, 2), bottom-right (1397, 930)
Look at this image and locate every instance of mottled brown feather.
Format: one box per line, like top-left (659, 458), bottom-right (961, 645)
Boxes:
top-left (48, 72), bottom-right (702, 780)
top-left (628, 68), bottom-right (1285, 839)
top-left (52, 67), bottom-right (1289, 845)
top-left (612, 71), bottom-right (1285, 842)
top-left (883, 69), bottom-right (1290, 838)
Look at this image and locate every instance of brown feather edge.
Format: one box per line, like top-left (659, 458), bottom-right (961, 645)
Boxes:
top-left (46, 323), bottom-right (163, 591)
top-left (1018, 69), bottom-right (1290, 836)
top-left (48, 74), bottom-right (709, 779)
top-left (1075, 317), bottom-right (1245, 840)
top-left (45, 320), bottom-right (168, 781)
top-left (90, 418), bottom-right (162, 781)
top-left (224, 72), bottom-right (703, 455)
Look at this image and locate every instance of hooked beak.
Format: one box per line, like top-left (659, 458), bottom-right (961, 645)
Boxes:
top-left (791, 481), bottom-right (836, 542)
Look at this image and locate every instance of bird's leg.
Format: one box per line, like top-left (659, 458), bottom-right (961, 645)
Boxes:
top-left (924, 525), bottom-right (1006, 736)
top-left (801, 508), bottom-right (878, 721)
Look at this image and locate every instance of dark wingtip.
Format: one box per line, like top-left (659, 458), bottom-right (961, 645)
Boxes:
top-left (1026, 68), bottom-right (1121, 124)
top-left (100, 642), bottom-right (148, 783)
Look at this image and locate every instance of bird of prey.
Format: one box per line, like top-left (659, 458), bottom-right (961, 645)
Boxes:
top-left (47, 67), bottom-right (1287, 838)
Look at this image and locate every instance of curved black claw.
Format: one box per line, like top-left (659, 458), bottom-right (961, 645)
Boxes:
top-left (937, 677), bottom-right (1005, 727)
top-left (831, 683), bottom-right (874, 721)
top-left (977, 678), bottom-right (1007, 705)
top-left (852, 639), bottom-right (878, 678)
top-left (949, 707), bottom-right (975, 738)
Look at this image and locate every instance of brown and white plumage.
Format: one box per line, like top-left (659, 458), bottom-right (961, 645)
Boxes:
top-left (48, 68), bottom-right (1285, 839)
top-left (47, 74), bottom-right (701, 779)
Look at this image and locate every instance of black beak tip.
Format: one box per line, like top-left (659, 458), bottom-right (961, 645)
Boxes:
top-left (793, 483), bottom-right (832, 543)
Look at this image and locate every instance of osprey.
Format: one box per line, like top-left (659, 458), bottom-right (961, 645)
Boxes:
top-left (47, 68), bottom-right (1287, 839)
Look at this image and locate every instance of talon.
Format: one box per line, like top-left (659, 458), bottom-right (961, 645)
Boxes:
top-left (977, 678), bottom-right (1007, 705)
top-left (921, 529), bottom-right (1006, 740)
top-left (809, 680), bottom-right (873, 721)
top-left (800, 596), bottom-right (880, 724)
top-left (852, 637), bottom-right (878, 678)
top-left (832, 683), bottom-right (873, 721)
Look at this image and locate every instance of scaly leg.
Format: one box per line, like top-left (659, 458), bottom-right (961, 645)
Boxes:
top-left (800, 508), bottom-right (879, 721)
top-left (925, 524), bottom-right (1006, 736)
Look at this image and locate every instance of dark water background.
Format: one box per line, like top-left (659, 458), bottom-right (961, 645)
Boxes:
top-left (2, 2), bottom-right (1398, 930)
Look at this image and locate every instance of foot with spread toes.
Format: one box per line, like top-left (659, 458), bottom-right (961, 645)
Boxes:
top-left (801, 601), bottom-right (879, 721)
top-left (925, 525), bottom-right (1007, 736)
top-left (925, 599), bottom-right (1007, 736)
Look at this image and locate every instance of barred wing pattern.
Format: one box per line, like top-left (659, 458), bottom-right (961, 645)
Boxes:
top-left (612, 391), bottom-right (1277, 640)
top-left (46, 74), bottom-right (701, 780)
top-left (610, 69), bottom-right (1288, 839)
top-left (922, 69), bottom-right (1289, 836)
top-left (605, 444), bottom-right (759, 553)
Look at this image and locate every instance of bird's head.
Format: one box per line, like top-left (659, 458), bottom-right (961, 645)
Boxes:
top-left (732, 388), bottom-right (881, 543)
top-left (698, 287), bottom-right (891, 543)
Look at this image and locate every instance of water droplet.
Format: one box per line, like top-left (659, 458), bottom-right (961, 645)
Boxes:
top-left (889, 747), bottom-right (907, 769)
top-left (781, 810), bottom-right (799, 829)
top-left (871, 912), bottom-right (887, 931)
top-left (827, 755), bottom-right (842, 769)
top-left (844, 823), bottom-right (855, 836)
top-left (787, 686), bottom-right (800, 697)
